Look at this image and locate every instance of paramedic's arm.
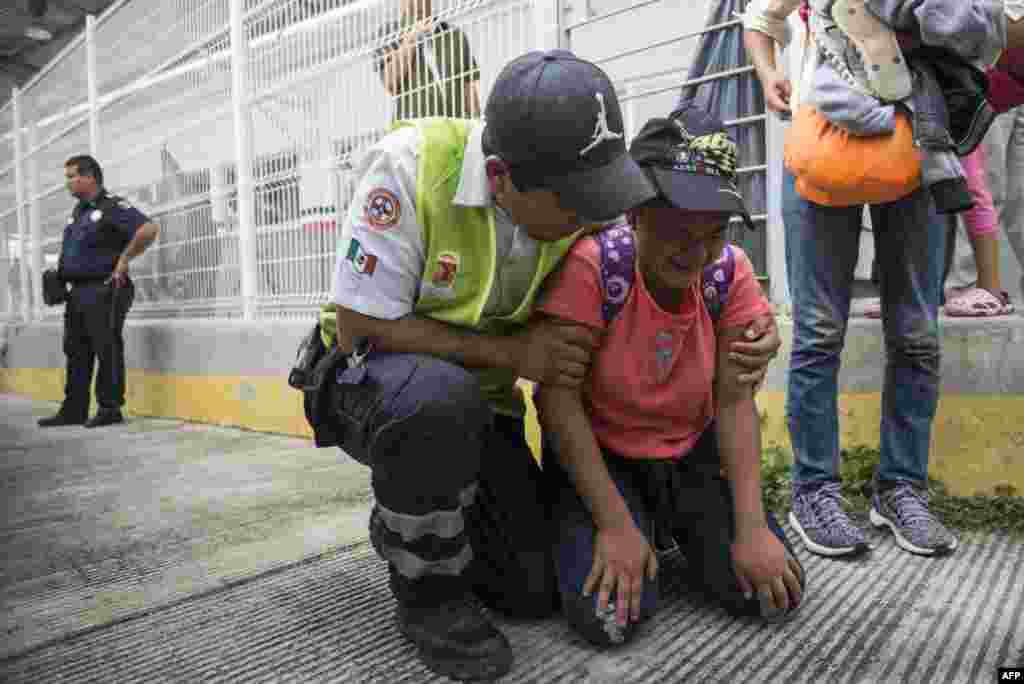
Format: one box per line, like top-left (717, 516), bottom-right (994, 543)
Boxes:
top-left (715, 324), bottom-right (803, 616)
top-left (536, 373), bottom-right (657, 628)
top-left (334, 305), bottom-right (598, 388)
top-left (744, 27), bottom-right (792, 114)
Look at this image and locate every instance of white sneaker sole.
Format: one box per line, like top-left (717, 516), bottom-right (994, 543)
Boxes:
top-left (869, 506), bottom-right (959, 556)
top-left (832, 0), bottom-right (913, 102)
top-left (788, 511), bottom-right (868, 557)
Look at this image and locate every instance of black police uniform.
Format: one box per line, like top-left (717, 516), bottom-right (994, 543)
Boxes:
top-left (56, 189), bottom-right (146, 419)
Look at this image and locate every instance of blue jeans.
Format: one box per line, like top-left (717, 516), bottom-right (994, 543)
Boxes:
top-left (783, 172), bottom-right (945, 486)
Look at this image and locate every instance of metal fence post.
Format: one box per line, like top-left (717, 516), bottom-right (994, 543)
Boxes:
top-left (536, 0), bottom-right (562, 50)
top-left (765, 110), bottom-right (790, 310)
top-left (230, 0), bottom-right (258, 321)
top-left (86, 15), bottom-right (100, 157)
top-left (27, 119), bottom-right (43, 322)
top-left (12, 88), bottom-right (31, 323)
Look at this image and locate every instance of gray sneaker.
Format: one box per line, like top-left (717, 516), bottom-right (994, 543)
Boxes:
top-left (870, 481), bottom-right (958, 556)
top-left (789, 480), bottom-right (871, 557)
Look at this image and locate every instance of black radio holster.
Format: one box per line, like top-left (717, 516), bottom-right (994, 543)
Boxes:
top-left (290, 322), bottom-right (352, 448)
top-left (42, 268), bottom-right (68, 306)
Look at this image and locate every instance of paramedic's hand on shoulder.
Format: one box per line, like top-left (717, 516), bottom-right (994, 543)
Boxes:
top-left (509, 317), bottom-right (601, 388)
top-left (729, 313), bottom-right (780, 390)
top-left (731, 523), bottom-right (803, 618)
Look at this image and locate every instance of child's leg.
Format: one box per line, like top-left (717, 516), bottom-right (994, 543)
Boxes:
top-left (543, 448), bottom-right (658, 648)
top-left (671, 429), bottom-right (807, 620)
top-left (1008, 1), bottom-right (1024, 51)
top-left (969, 233), bottom-right (1004, 295)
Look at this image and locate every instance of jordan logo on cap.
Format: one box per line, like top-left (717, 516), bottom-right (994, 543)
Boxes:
top-left (580, 92), bottom-right (623, 157)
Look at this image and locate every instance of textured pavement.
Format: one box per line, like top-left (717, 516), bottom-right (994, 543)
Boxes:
top-left (2, 393), bottom-right (1023, 683)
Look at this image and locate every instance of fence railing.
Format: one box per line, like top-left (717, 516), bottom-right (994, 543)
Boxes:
top-left (1, 0), bottom-right (778, 324)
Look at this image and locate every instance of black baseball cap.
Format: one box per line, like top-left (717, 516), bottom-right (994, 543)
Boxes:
top-left (629, 101), bottom-right (756, 231)
top-left (483, 50), bottom-right (656, 222)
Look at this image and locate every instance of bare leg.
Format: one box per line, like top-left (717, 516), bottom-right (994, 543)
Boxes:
top-left (1008, 17), bottom-right (1024, 53)
top-left (970, 232), bottom-right (1003, 296)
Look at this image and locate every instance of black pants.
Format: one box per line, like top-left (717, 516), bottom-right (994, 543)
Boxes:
top-left (62, 279), bottom-right (134, 416)
top-left (328, 353), bottom-right (557, 619)
top-left (544, 428), bottom-right (804, 647)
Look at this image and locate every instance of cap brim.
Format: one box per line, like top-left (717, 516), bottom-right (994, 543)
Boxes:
top-left (648, 167), bottom-right (757, 230)
top-left (545, 152), bottom-right (657, 222)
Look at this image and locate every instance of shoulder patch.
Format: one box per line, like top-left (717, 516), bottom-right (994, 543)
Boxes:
top-left (364, 188), bottom-right (401, 230)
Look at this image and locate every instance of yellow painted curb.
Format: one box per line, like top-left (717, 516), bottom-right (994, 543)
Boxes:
top-left (4, 370), bottom-right (1021, 496)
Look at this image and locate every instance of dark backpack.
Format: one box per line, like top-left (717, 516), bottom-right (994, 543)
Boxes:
top-left (594, 223), bottom-right (735, 325)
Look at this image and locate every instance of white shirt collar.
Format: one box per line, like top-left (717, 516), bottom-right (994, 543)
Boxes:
top-left (452, 122), bottom-right (492, 209)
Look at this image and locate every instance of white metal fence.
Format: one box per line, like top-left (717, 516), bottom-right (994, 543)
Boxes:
top-left (1, 0), bottom-right (773, 324)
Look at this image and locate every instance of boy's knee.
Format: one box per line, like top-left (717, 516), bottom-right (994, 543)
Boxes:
top-left (562, 593), bottom-right (642, 648)
top-left (699, 565), bottom-right (809, 622)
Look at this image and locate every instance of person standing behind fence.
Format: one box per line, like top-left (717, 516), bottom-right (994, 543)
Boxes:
top-left (376, 0), bottom-right (481, 119)
top-left (38, 155), bottom-right (159, 429)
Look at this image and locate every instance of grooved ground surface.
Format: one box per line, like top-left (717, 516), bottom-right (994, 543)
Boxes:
top-left (3, 394), bottom-right (1022, 683)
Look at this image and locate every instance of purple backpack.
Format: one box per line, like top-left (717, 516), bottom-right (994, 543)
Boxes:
top-left (594, 223), bottom-right (735, 325)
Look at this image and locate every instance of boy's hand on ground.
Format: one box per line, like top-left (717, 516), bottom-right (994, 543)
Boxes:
top-left (731, 526), bottom-right (801, 617)
top-left (512, 319), bottom-right (601, 388)
top-left (584, 520), bottom-right (658, 627)
top-left (729, 314), bottom-right (780, 389)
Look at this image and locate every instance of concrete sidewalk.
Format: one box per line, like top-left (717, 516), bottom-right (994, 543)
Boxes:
top-left (2, 394), bottom-right (1022, 683)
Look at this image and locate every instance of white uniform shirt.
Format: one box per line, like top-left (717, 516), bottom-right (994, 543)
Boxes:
top-left (331, 122), bottom-right (543, 320)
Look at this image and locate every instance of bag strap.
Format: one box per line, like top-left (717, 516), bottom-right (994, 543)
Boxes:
top-left (701, 245), bottom-right (736, 324)
top-left (596, 224), bottom-right (636, 324)
top-left (596, 225), bottom-right (735, 325)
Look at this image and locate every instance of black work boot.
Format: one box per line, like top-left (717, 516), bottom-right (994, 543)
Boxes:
top-left (38, 407), bottom-right (87, 427)
top-left (389, 567), bottom-right (513, 681)
top-left (84, 410), bottom-right (124, 428)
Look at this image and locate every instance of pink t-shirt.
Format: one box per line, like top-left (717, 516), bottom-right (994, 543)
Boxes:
top-left (537, 234), bottom-right (772, 461)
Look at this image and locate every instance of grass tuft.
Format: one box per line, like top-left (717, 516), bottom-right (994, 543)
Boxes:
top-left (761, 445), bottom-right (1024, 537)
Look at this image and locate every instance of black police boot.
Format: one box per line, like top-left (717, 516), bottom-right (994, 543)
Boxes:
top-left (389, 567), bottom-right (513, 681)
top-left (84, 410), bottom-right (124, 429)
top-left (38, 408), bottom-right (88, 427)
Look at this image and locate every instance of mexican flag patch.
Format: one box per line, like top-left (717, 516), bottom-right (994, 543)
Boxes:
top-left (346, 238), bottom-right (378, 276)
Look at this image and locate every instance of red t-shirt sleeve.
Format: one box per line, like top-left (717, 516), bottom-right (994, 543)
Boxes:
top-left (536, 238), bottom-right (607, 330)
top-left (717, 247), bottom-right (772, 331)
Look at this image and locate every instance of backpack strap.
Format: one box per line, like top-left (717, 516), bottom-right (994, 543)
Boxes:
top-left (597, 223), bottom-right (737, 327)
top-left (595, 224), bottom-right (637, 325)
top-left (702, 244), bottom-right (735, 325)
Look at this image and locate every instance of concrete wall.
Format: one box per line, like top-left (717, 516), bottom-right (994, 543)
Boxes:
top-left (3, 316), bottom-right (1023, 497)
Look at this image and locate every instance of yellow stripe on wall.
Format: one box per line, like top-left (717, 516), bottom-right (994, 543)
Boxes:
top-left (3, 370), bottom-right (1021, 497)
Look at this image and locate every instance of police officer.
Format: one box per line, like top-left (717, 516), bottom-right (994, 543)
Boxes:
top-left (38, 155), bottom-right (159, 429)
top-left (316, 51), bottom-right (782, 680)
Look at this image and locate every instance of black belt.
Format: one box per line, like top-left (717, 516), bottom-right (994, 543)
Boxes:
top-left (66, 277), bottom-right (110, 286)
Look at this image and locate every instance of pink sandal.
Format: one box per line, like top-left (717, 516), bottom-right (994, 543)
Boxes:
top-left (944, 287), bottom-right (1015, 317)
